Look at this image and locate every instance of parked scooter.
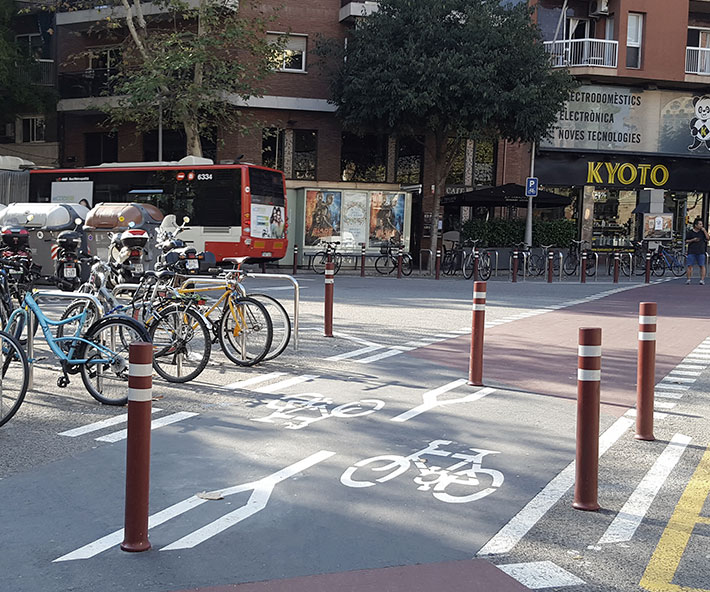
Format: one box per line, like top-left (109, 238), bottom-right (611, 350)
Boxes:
top-left (55, 217), bottom-right (88, 291)
top-left (107, 222), bottom-right (150, 286)
top-left (156, 215), bottom-right (216, 275)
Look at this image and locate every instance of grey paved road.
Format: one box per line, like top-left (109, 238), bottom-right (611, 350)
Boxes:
top-left (0, 274), bottom-right (708, 592)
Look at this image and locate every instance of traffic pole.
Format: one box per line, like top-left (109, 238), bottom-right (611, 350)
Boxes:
top-left (324, 261), bottom-right (334, 337)
top-left (645, 252), bottom-right (652, 283)
top-left (360, 243), bottom-right (366, 277)
top-left (397, 246), bottom-right (403, 279)
top-left (292, 245), bottom-right (298, 276)
top-left (435, 249), bottom-right (441, 280)
top-left (547, 251), bottom-right (554, 283)
top-left (512, 251), bottom-right (519, 283)
top-left (613, 252), bottom-right (620, 283)
top-left (573, 327), bottom-right (601, 512)
top-left (636, 302), bottom-right (657, 441)
top-left (121, 342), bottom-right (153, 552)
top-left (580, 252), bottom-right (587, 283)
top-left (468, 281), bottom-right (486, 386)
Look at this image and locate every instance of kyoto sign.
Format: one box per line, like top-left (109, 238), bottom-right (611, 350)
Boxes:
top-left (541, 84), bottom-right (710, 157)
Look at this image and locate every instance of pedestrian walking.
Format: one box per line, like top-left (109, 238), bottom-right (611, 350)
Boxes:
top-left (685, 217), bottom-right (709, 284)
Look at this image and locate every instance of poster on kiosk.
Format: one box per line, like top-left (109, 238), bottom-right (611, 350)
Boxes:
top-left (642, 213), bottom-right (673, 241)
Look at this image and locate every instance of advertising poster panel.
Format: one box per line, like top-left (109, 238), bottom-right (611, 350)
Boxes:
top-left (369, 192), bottom-right (405, 246)
top-left (304, 189), bottom-right (342, 246)
top-left (251, 204), bottom-right (285, 239)
top-left (642, 213), bottom-right (673, 241)
top-left (341, 191), bottom-right (369, 246)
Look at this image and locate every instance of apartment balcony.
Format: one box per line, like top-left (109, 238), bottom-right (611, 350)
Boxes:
top-left (56, 0), bottom-right (199, 26)
top-left (686, 47), bottom-right (710, 75)
top-left (58, 69), bottom-right (117, 99)
top-left (17, 59), bottom-right (55, 86)
top-left (339, 1), bottom-right (379, 22)
top-left (544, 39), bottom-right (618, 69)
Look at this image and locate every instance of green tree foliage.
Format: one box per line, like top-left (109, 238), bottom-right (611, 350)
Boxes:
top-left (462, 218), bottom-right (576, 248)
top-left (323, 0), bottom-right (577, 247)
top-left (89, 0), bottom-right (283, 156)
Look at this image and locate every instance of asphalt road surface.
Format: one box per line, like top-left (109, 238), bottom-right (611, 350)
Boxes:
top-left (1, 273), bottom-right (708, 592)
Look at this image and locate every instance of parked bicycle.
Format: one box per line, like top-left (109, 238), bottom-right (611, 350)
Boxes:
top-left (563, 239), bottom-right (596, 277)
top-left (311, 241), bottom-right (343, 275)
top-left (509, 242), bottom-right (540, 277)
top-left (462, 239), bottom-right (492, 280)
top-left (651, 243), bottom-right (686, 277)
top-left (374, 239), bottom-right (413, 276)
top-left (0, 329), bottom-right (30, 427)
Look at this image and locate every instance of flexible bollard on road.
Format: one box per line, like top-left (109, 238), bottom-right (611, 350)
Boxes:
top-left (580, 252), bottom-right (587, 284)
top-left (121, 342), bottom-right (153, 552)
top-left (324, 261), bottom-right (334, 337)
top-left (547, 251), bottom-right (554, 283)
top-left (636, 302), bottom-right (657, 441)
top-left (435, 249), bottom-right (441, 280)
top-left (511, 251), bottom-right (519, 283)
top-left (292, 245), bottom-right (298, 276)
top-left (397, 246), bottom-right (403, 279)
top-left (360, 243), bottom-right (366, 277)
top-left (613, 252), bottom-right (620, 283)
top-left (473, 251), bottom-right (480, 282)
top-left (573, 327), bottom-right (601, 512)
top-left (645, 252), bottom-right (652, 284)
top-left (468, 281), bottom-right (486, 386)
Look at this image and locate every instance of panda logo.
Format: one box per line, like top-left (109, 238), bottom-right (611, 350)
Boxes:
top-left (688, 95), bottom-right (710, 150)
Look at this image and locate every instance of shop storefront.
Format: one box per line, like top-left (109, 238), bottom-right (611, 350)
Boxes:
top-left (537, 84), bottom-right (710, 251)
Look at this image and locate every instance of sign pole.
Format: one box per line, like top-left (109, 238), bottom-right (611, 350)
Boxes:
top-left (525, 142), bottom-right (536, 248)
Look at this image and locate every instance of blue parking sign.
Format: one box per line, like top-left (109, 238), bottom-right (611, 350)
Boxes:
top-left (525, 177), bottom-right (538, 197)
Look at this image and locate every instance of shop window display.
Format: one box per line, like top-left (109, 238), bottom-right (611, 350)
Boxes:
top-left (592, 189), bottom-right (637, 250)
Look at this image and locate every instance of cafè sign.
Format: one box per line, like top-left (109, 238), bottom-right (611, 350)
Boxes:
top-left (541, 84), bottom-right (710, 157)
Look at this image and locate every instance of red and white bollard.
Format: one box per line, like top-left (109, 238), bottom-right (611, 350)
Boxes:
top-left (645, 252), bottom-right (652, 284)
top-left (580, 252), bottom-right (587, 284)
top-left (547, 251), bottom-right (554, 283)
top-left (613, 252), bottom-right (620, 283)
top-left (636, 302), bottom-right (657, 441)
top-left (573, 327), bottom-right (601, 512)
top-left (324, 261), bottom-right (334, 337)
top-left (468, 281), bottom-right (486, 386)
top-left (435, 249), bottom-right (441, 280)
top-left (511, 251), bottom-right (519, 283)
top-left (360, 243), bottom-right (366, 277)
top-left (397, 246), bottom-right (403, 279)
top-left (292, 245), bottom-right (298, 276)
top-left (473, 251), bottom-right (480, 282)
top-left (121, 342), bottom-right (153, 552)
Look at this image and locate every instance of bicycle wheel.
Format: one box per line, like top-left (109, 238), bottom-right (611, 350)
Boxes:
top-left (633, 251), bottom-right (647, 275)
top-left (528, 254), bottom-right (544, 276)
top-left (79, 316), bottom-right (151, 406)
top-left (651, 254), bottom-right (665, 277)
top-left (0, 330), bottom-right (29, 428)
top-left (462, 252), bottom-right (474, 280)
top-left (374, 255), bottom-right (392, 275)
top-left (149, 304), bottom-right (211, 383)
top-left (311, 251), bottom-right (328, 274)
top-left (670, 256), bottom-right (686, 277)
top-left (620, 256), bottom-right (631, 277)
top-left (332, 253), bottom-right (343, 274)
top-left (56, 300), bottom-right (101, 343)
top-left (400, 253), bottom-right (413, 276)
top-left (563, 252), bottom-right (578, 276)
top-left (479, 252), bottom-right (492, 281)
top-left (584, 253), bottom-right (597, 277)
top-left (218, 296), bottom-right (273, 366)
top-left (247, 293), bottom-right (291, 361)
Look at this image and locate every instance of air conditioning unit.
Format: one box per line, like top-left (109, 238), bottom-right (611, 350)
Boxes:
top-left (589, 0), bottom-right (610, 17)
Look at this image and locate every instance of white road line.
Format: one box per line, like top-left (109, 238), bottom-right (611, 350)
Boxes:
top-left (675, 364), bottom-right (707, 370)
top-left (498, 561), bottom-right (585, 589)
top-left (669, 370), bottom-right (702, 377)
top-left (392, 381), bottom-right (493, 423)
top-left (223, 372), bottom-right (287, 390)
top-left (661, 376), bottom-right (696, 384)
top-left (597, 434), bottom-right (691, 545)
top-left (94, 412), bottom-right (198, 443)
top-left (354, 349), bottom-right (402, 364)
top-left (477, 416), bottom-right (634, 556)
top-left (325, 345), bottom-right (383, 361)
top-left (254, 375), bottom-right (318, 394)
top-left (58, 408), bottom-right (163, 437)
top-left (330, 331), bottom-right (381, 347)
top-left (655, 383), bottom-right (689, 391)
top-left (654, 401), bottom-right (677, 410)
top-left (623, 409), bottom-right (667, 420)
top-left (433, 333), bottom-right (459, 339)
top-left (655, 391), bottom-right (685, 400)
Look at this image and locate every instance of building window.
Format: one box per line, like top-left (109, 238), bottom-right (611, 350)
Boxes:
top-left (16, 33), bottom-right (47, 59)
top-left (341, 132), bottom-right (387, 182)
top-left (142, 129), bottom-right (216, 162)
top-left (85, 132), bottom-right (118, 166)
top-left (626, 13), bottom-right (643, 69)
top-left (396, 136), bottom-right (424, 185)
top-left (268, 33), bottom-right (307, 72)
top-left (473, 140), bottom-right (495, 186)
top-left (262, 128), bottom-right (285, 170)
top-left (88, 46), bottom-right (122, 71)
top-left (446, 140), bottom-right (466, 186)
top-left (293, 130), bottom-right (317, 180)
top-left (20, 116), bottom-right (45, 143)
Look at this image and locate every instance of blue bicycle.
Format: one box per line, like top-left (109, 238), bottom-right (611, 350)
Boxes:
top-left (1, 259), bottom-right (150, 406)
top-left (651, 244), bottom-right (686, 277)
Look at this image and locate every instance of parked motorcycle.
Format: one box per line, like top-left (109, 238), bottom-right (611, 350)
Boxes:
top-left (107, 222), bottom-right (150, 286)
top-left (55, 217), bottom-right (87, 291)
top-left (156, 215), bottom-right (216, 275)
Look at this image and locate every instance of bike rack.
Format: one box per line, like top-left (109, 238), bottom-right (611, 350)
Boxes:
top-left (557, 252), bottom-right (564, 282)
top-left (509, 251), bottom-right (529, 281)
top-left (28, 291), bottom-right (106, 390)
top-left (621, 252), bottom-right (633, 282)
top-left (241, 273), bottom-right (300, 351)
top-left (486, 250), bottom-right (499, 277)
top-left (590, 252), bottom-right (599, 281)
top-left (419, 249), bottom-right (433, 275)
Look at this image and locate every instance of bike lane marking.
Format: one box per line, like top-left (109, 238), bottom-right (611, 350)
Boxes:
top-left (58, 407), bottom-right (164, 437)
top-left (640, 444), bottom-right (710, 592)
top-left (477, 415), bottom-right (634, 556)
top-left (53, 450), bottom-right (336, 561)
top-left (596, 434), bottom-right (691, 545)
top-left (224, 372), bottom-right (287, 390)
top-left (391, 380), bottom-right (495, 423)
top-left (94, 412), bottom-right (198, 443)
top-left (253, 375), bottom-right (318, 394)
top-left (326, 345), bottom-right (383, 361)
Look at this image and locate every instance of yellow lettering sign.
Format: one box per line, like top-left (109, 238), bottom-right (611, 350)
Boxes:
top-left (585, 162), bottom-right (669, 187)
top-left (587, 161), bottom-right (603, 184)
top-left (651, 165), bottom-right (669, 187)
top-left (638, 164), bottom-right (651, 185)
top-left (604, 162), bottom-right (620, 184)
top-left (618, 163), bottom-right (638, 185)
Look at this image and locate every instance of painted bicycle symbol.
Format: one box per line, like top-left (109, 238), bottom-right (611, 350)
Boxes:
top-left (253, 393), bottom-right (385, 430)
top-left (340, 439), bottom-right (504, 504)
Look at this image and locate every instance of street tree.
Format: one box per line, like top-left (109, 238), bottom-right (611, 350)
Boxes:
top-left (84, 0), bottom-right (284, 157)
top-left (323, 0), bottom-right (576, 248)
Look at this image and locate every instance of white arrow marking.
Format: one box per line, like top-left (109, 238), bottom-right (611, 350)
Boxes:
top-left (391, 379), bottom-right (495, 422)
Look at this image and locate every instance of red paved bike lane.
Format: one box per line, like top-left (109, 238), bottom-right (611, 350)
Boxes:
top-left (410, 282), bottom-right (709, 416)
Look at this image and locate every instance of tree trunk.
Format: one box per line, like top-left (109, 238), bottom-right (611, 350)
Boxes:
top-left (184, 118), bottom-right (203, 157)
top-left (428, 128), bottom-right (456, 254)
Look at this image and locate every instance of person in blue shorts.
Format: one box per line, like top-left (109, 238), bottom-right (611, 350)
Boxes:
top-left (685, 217), bottom-right (709, 284)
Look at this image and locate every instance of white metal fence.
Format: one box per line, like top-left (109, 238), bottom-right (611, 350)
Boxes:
top-left (544, 39), bottom-right (618, 69)
top-left (686, 47), bottom-right (710, 75)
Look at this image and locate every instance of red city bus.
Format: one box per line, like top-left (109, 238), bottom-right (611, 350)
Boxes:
top-left (28, 158), bottom-right (288, 262)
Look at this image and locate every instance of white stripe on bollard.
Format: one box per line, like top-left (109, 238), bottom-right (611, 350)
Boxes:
top-left (324, 278), bottom-right (334, 284)
top-left (473, 290), bottom-right (487, 298)
top-left (129, 363), bottom-right (153, 377)
top-left (472, 303), bottom-right (486, 311)
top-left (638, 332), bottom-right (657, 341)
top-left (128, 387), bottom-right (153, 402)
top-left (578, 345), bottom-right (602, 357)
top-left (639, 316), bottom-right (657, 324)
top-left (578, 369), bottom-right (601, 381)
